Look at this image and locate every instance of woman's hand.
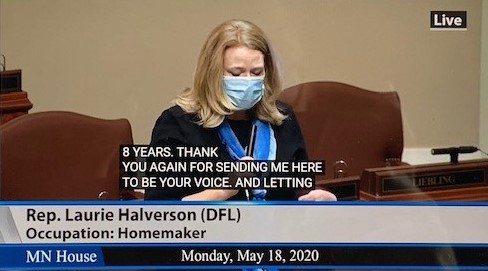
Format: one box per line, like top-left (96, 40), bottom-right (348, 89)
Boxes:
top-left (298, 189), bottom-right (337, 201)
top-left (182, 189), bottom-right (239, 200)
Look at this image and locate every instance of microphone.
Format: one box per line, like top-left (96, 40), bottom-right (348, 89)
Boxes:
top-left (431, 146), bottom-right (478, 155)
top-left (244, 124), bottom-right (257, 201)
top-left (431, 146), bottom-right (479, 163)
top-left (246, 124), bottom-right (257, 157)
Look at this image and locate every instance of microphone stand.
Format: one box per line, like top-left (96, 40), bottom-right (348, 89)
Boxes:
top-left (431, 146), bottom-right (478, 164)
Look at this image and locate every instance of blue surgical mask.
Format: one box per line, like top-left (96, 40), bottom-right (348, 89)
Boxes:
top-left (223, 76), bottom-right (264, 110)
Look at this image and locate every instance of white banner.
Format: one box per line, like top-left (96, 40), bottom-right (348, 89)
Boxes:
top-left (1, 203), bottom-right (488, 244)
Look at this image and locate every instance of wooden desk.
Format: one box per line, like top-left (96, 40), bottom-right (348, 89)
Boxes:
top-left (360, 159), bottom-right (488, 201)
top-left (0, 70), bottom-right (32, 124)
top-left (0, 91), bottom-right (33, 125)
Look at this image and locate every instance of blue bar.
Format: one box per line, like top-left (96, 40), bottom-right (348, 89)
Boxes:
top-left (0, 245), bottom-right (104, 269)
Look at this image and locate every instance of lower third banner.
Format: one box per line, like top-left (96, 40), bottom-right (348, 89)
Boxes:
top-left (1, 244), bottom-right (487, 269)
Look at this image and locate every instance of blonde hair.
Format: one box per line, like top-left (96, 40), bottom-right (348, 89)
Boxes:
top-left (175, 19), bottom-right (286, 128)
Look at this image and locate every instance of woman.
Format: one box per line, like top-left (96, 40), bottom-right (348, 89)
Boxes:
top-left (145, 19), bottom-right (336, 201)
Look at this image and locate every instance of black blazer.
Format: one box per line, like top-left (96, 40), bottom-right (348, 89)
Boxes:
top-left (145, 102), bottom-right (309, 200)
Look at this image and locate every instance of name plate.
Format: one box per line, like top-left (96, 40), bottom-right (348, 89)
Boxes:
top-left (360, 159), bottom-right (488, 201)
top-left (382, 169), bottom-right (485, 193)
top-left (316, 176), bottom-right (360, 200)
